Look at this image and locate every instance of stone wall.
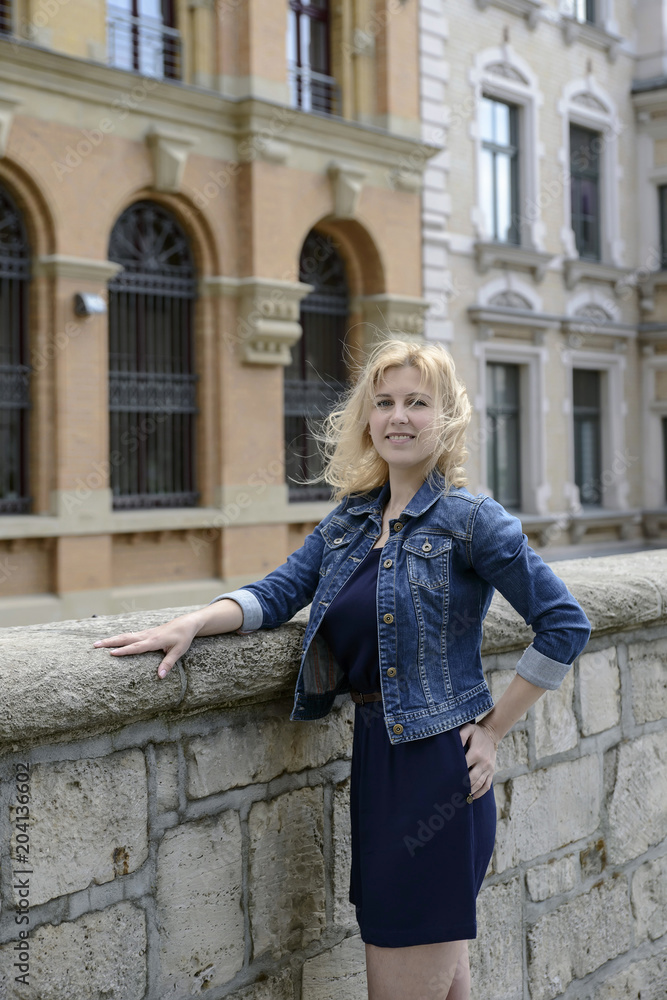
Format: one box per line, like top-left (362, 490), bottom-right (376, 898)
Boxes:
top-left (0, 550), bottom-right (665, 999)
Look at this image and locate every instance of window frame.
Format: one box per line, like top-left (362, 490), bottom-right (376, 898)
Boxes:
top-left (480, 97), bottom-right (521, 246)
top-left (569, 122), bottom-right (602, 261)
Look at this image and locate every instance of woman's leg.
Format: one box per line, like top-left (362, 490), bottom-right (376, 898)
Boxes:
top-left (365, 940), bottom-right (466, 1000)
top-left (445, 940), bottom-right (470, 1000)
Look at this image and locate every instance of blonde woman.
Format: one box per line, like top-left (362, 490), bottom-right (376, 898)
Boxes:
top-left (94, 339), bottom-right (591, 999)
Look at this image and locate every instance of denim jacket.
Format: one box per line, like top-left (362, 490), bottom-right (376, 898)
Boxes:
top-left (209, 472), bottom-right (592, 745)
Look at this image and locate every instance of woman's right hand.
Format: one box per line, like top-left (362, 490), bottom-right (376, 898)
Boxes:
top-left (92, 613), bottom-right (202, 679)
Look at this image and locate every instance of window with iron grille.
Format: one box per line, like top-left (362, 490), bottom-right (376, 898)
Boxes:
top-left (573, 368), bottom-right (602, 506)
top-left (568, 0), bottom-right (595, 23)
top-left (285, 230), bottom-right (349, 502)
top-left (0, 0), bottom-right (12, 34)
top-left (0, 185), bottom-right (31, 515)
top-left (107, 0), bottom-right (180, 80)
top-left (287, 0), bottom-right (340, 116)
top-left (486, 362), bottom-right (521, 511)
top-left (108, 201), bottom-right (199, 510)
top-left (480, 97), bottom-right (520, 245)
top-left (570, 124), bottom-right (601, 260)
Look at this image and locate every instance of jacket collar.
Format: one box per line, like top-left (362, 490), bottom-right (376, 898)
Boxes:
top-left (346, 471), bottom-right (451, 519)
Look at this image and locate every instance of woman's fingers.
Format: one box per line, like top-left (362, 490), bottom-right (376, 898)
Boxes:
top-left (93, 633), bottom-right (146, 648)
top-left (462, 723), bottom-right (497, 799)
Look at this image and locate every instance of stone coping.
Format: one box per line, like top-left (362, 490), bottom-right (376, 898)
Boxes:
top-left (1, 549), bottom-right (667, 748)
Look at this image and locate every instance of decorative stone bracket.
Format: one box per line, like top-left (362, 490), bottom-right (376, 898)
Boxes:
top-left (0, 93), bottom-right (20, 158)
top-left (562, 258), bottom-right (632, 295)
top-left (474, 241), bottom-right (555, 282)
top-left (201, 275), bottom-right (314, 365)
top-left (146, 126), bottom-right (198, 193)
top-left (351, 294), bottom-right (430, 344)
top-left (327, 160), bottom-right (368, 218)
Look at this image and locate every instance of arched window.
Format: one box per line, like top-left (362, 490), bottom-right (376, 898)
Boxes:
top-left (108, 200), bottom-right (198, 510)
top-left (285, 230), bottom-right (349, 501)
top-left (0, 185), bottom-right (31, 514)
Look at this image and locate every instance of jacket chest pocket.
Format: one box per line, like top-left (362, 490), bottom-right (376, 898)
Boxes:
top-left (403, 533), bottom-right (452, 590)
top-left (319, 522), bottom-right (356, 577)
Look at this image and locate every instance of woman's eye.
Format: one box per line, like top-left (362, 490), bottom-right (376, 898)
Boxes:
top-left (410, 399), bottom-right (428, 407)
top-left (375, 399), bottom-right (392, 407)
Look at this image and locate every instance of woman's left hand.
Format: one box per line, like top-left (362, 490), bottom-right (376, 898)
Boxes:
top-left (459, 722), bottom-right (498, 800)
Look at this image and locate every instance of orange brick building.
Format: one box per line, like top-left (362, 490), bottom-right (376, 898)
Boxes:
top-left (0, 0), bottom-right (434, 625)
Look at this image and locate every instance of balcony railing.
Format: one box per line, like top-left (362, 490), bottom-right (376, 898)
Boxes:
top-left (287, 63), bottom-right (341, 117)
top-left (0, 0), bottom-right (12, 34)
top-left (107, 6), bottom-right (181, 80)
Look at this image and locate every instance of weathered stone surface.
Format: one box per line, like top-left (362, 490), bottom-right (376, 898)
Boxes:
top-left (525, 854), bottom-right (578, 902)
top-left (186, 702), bottom-right (353, 797)
top-left (495, 729), bottom-right (528, 773)
top-left (631, 855), bottom-right (667, 942)
top-left (629, 638), bottom-right (667, 724)
top-left (527, 877), bottom-right (632, 1000)
top-left (469, 878), bottom-right (523, 1000)
top-left (12, 751), bottom-right (148, 906)
top-left (594, 952), bottom-right (667, 1000)
top-left (301, 936), bottom-right (367, 999)
top-left (154, 742), bottom-right (180, 812)
top-left (0, 902), bottom-right (146, 1000)
top-left (156, 812), bottom-right (244, 994)
top-left (494, 755), bottom-right (601, 872)
top-left (534, 671), bottom-right (577, 759)
top-left (235, 968), bottom-right (293, 999)
top-left (249, 787), bottom-right (325, 959)
top-left (607, 731), bottom-right (667, 864)
top-left (578, 646), bottom-right (620, 735)
top-left (333, 779), bottom-right (356, 926)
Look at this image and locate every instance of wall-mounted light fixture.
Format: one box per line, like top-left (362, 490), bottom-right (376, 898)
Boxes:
top-left (74, 293), bottom-right (107, 316)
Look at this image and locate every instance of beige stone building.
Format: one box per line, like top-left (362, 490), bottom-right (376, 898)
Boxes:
top-left (420, 0), bottom-right (667, 552)
top-left (0, 0), bottom-right (433, 625)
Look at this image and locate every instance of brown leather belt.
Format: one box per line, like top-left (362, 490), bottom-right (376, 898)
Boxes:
top-left (350, 689), bottom-right (382, 705)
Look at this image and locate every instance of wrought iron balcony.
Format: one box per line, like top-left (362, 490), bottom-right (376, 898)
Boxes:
top-left (107, 6), bottom-right (181, 81)
top-left (0, 0), bottom-right (11, 34)
top-left (287, 63), bottom-right (341, 117)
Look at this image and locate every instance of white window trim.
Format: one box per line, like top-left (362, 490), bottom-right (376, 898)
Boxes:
top-left (558, 76), bottom-right (624, 266)
top-left (561, 347), bottom-right (628, 510)
top-left (472, 339), bottom-right (550, 516)
top-left (468, 46), bottom-right (545, 252)
top-left (641, 350), bottom-right (667, 509)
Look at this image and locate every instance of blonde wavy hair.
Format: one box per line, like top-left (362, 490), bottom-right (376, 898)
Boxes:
top-left (305, 338), bottom-right (473, 502)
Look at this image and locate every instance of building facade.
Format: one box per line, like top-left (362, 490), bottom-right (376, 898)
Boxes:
top-left (0, 0), bottom-right (433, 625)
top-left (419, 0), bottom-right (667, 551)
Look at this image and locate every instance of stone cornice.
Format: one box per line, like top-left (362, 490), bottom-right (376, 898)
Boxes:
top-left (3, 548), bottom-right (667, 746)
top-left (562, 258), bottom-right (633, 294)
top-left (474, 241), bottom-right (556, 282)
top-left (34, 255), bottom-right (123, 282)
top-left (474, 0), bottom-right (543, 30)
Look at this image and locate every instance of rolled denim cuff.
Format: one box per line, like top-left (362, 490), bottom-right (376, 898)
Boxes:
top-left (515, 642), bottom-right (571, 690)
top-left (207, 588), bottom-right (263, 634)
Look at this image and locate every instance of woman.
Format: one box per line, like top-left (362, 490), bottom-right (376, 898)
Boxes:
top-left (94, 339), bottom-right (591, 999)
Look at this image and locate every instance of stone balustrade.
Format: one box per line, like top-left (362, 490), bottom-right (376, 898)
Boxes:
top-left (0, 550), bottom-right (665, 999)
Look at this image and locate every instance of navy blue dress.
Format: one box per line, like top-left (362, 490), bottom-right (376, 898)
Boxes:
top-left (318, 546), bottom-right (496, 947)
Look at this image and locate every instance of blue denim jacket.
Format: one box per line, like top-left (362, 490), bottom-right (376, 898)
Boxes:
top-left (209, 472), bottom-right (591, 745)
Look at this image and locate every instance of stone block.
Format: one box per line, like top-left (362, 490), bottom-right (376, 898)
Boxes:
top-left (494, 755), bottom-right (601, 872)
top-left (301, 936), bottom-right (367, 1000)
top-left (534, 671), bottom-right (577, 758)
top-left (578, 647), bottom-right (620, 735)
top-left (628, 638), bottom-right (667, 724)
top-left (495, 730), bottom-right (528, 773)
top-left (249, 787), bottom-right (325, 960)
top-left (579, 838), bottom-right (607, 879)
top-left (469, 878), bottom-right (523, 1000)
top-left (154, 742), bottom-right (180, 812)
top-left (186, 702), bottom-right (353, 797)
top-left (156, 811), bottom-right (244, 994)
top-left (235, 968), bottom-right (293, 999)
top-left (525, 855), bottom-right (578, 902)
top-left (333, 779), bottom-right (356, 927)
top-left (527, 876), bottom-right (632, 1000)
top-left (0, 901), bottom-right (146, 1000)
top-left (631, 855), bottom-right (667, 942)
top-left (11, 751), bottom-right (148, 906)
top-left (594, 952), bottom-right (667, 1000)
top-left (607, 731), bottom-right (667, 864)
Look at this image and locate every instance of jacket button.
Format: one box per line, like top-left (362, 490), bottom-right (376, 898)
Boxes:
top-left (422, 541), bottom-right (432, 552)
top-left (393, 723), bottom-right (403, 735)
top-left (334, 537), bottom-right (344, 544)
top-left (387, 667), bottom-right (397, 677)
top-left (393, 522), bottom-right (403, 531)
top-left (383, 559), bottom-right (392, 569)
top-left (383, 613), bottom-right (394, 624)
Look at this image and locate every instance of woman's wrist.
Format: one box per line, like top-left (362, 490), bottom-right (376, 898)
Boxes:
top-left (476, 719), bottom-right (500, 750)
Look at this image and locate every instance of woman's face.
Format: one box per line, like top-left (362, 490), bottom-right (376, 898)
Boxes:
top-left (367, 365), bottom-right (438, 473)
